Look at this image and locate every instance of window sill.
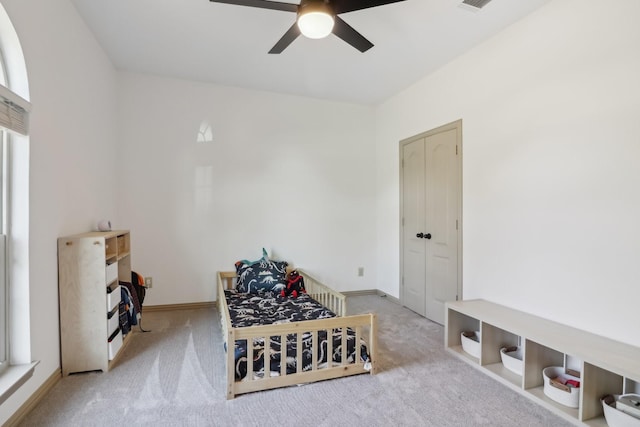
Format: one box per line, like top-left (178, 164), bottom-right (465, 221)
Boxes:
top-left (0, 361), bottom-right (39, 405)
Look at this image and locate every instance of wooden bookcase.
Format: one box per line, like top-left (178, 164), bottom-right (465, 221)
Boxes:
top-left (58, 230), bottom-right (132, 376)
top-left (445, 299), bottom-right (640, 426)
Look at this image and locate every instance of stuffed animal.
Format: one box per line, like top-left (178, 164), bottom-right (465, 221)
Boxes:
top-left (281, 270), bottom-right (306, 298)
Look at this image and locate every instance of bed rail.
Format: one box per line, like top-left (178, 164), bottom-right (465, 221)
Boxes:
top-left (217, 272), bottom-right (234, 350)
top-left (298, 269), bottom-right (346, 317)
top-left (217, 270), bottom-right (346, 316)
top-left (228, 313), bottom-right (377, 399)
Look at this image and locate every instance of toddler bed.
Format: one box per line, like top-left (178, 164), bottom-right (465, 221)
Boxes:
top-left (217, 268), bottom-right (377, 399)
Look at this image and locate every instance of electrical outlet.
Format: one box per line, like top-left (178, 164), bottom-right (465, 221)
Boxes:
top-left (357, 267), bottom-right (364, 277)
top-left (145, 277), bottom-right (153, 288)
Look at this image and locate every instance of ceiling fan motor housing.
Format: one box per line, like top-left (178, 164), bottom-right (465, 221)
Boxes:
top-left (297, 0), bottom-right (335, 39)
top-left (298, 0), bottom-right (334, 16)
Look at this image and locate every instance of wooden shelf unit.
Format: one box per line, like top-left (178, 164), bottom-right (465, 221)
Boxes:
top-left (445, 299), bottom-right (640, 426)
top-left (58, 230), bottom-right (132, 376)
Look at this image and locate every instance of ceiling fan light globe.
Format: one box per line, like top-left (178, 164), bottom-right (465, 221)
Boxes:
top-left (297, 12), bottom-right (334, 39)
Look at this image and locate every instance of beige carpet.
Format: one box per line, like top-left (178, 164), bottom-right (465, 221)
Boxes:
top-left (19, 295), bottom-right (572, 426)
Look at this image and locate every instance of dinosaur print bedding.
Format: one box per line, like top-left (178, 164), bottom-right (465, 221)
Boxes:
top-left (224, 289), bottom-right (370, 380)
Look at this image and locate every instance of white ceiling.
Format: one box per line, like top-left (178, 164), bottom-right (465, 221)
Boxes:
top-left (70, 0), bottom-right (551, 105)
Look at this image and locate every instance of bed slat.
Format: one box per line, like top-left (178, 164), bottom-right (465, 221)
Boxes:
top-left (327, 328), bottom-right (333, 369)
top-left (355, 326), bottom-right (362, 366)
top-left (247, 339), bottom-right (254, 381)
top-left (312, 331), bottom-right (318, 371)
top-left (280, 334), bottom-right (287, 377)
top-left (264, 337), bottom-right (270, 378)
top-left (296, 332), bottom-right (303, 374)
top-left (341, 328), bottom-right (347, 365)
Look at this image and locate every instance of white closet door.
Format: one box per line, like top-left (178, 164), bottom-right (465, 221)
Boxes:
top-left (401, 138), bottom-right (427, 316)
top-left (401, 122), bottom-right (461, 325)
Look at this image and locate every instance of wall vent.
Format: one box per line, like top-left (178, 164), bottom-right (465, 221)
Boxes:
top-left (459, 0), bottom-right (493, 11)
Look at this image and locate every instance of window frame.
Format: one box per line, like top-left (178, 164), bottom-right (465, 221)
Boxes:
top-left (0, 46), bottom-right (8, 372)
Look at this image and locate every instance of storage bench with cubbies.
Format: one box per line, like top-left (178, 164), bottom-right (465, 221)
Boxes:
top-left (445, 299), bottom-right (640, 426)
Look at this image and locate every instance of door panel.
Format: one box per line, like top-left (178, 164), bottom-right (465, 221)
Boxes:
top-left (432, 255), bottom-right (449, 301)
top-left (401, 139), bottom-right (426, 316)
top-left (425, 128), bottom-right (459, 324)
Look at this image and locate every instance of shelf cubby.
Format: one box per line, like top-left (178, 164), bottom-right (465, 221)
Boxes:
top-left (117, 232), bottom-right (130, 260)
top-left (105, 236), bottom-right (117, 262)
top-left (481, 323), bottom-right (522, 388)
top-left (445, 310), bottom-right (480, 363)
top-left (625, 378), bottom-right (640, 394)
top-left (581, 362), bottom-right (623, 424)
top-left (522, 340), bottom-right (564, 390)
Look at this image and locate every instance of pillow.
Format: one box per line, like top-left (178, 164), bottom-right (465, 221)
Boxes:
top-left (235, 249), bottom-right (288, 294)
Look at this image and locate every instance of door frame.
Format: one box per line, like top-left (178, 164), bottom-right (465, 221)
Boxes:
top-left (399, 119), bottom-right (463, 312)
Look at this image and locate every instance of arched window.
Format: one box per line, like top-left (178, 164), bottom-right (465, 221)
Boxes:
top-left (0, 3), bottom-right (35, 405)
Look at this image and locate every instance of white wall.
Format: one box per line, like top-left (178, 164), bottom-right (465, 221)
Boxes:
top-left (116, 73), bottom-right (376, 305)
top-left (375, 0), bottom-right (640, 347)
top-left (0, 0), bottom-right (118, 423)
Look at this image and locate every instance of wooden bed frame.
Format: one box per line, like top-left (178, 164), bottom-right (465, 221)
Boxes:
top-left (217, 270), bottom-right (377, 399)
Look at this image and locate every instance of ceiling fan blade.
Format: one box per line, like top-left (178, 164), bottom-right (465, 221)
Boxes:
top-left (332, 16), bottom-right (373, 52)
top-left (268, 23), bottom-right (301, 54)
top-left (331, 0), bottom-right (406, 14)
top-left (209, 0), bottom-right (298, 13)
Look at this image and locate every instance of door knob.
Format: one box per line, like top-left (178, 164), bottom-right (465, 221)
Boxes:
top-left (425, 233), bottom-right (432, 240)
top-left (416, 233), bottom-right (424, 238)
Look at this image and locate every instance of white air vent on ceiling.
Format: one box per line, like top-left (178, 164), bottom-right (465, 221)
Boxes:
top-left (459, 0), bottom-right (493, 12)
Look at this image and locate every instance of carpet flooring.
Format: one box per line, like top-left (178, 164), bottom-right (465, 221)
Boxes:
top-left (18, 295), bottom-right (573, 426)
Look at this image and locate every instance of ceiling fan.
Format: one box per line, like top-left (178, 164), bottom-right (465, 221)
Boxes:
top-left (209, 0), bottom-right (407, 54)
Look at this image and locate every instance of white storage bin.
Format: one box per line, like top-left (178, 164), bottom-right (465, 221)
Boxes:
top-left (618, 394), bottom-right (640, 419)
top-left (542, 366), bottom-right (580, 408)
top-left (108, 329), bottom-right (123, 361)
top-left (500, 346), bottom-right (523, 376)
top-left (106, 285), bottom-right (121, 312)
top-left (461, 331), bottom-right (480, 358)
top-left (602, 395), bottom-right (640, 427)
top-left (105, 261), bottom-right (118, 285)
top-left (107, 309), bottom-right (120, 338)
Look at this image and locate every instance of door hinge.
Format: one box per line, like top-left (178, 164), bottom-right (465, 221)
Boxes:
top-left (456, 219), bottom-right (458, 230)
top-left (456, 145), bottom-right (458, 155)
top-left (401, 159), bottom-right (404, 168)
top-left (456, 294), bottom-right (459, 301)
top-left (402, 217), bottom-right (405, 226)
